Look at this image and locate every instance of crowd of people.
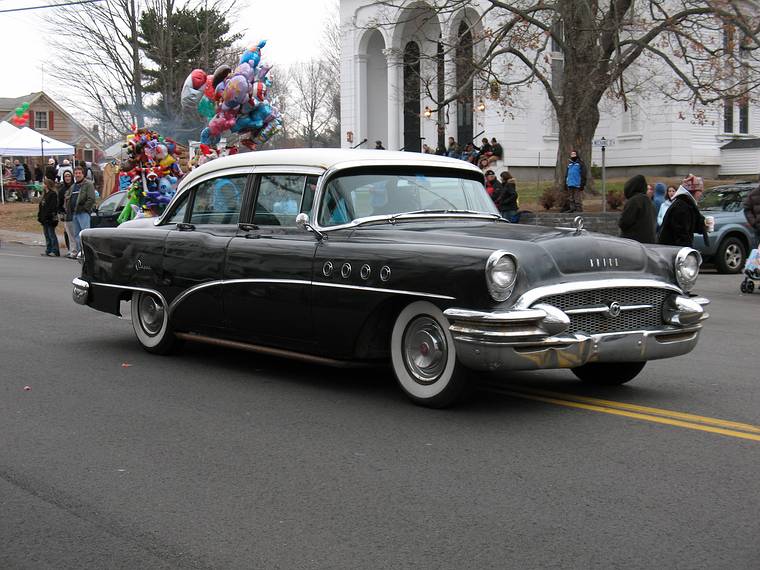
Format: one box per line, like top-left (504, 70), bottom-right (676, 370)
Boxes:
top-left (617, 173), bottom-right (714, 248)
top-left (35, 164), bottom-right (98, 259)
top-left (0, 157), bottom-right (99, 259)
top-left (373, 135), bottom-right (505, 171)
top-left (2, 157), bottom-right (98, 203)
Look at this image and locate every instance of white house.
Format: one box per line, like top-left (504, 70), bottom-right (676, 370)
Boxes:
top-left (339, 0), bottom-right (760, 179)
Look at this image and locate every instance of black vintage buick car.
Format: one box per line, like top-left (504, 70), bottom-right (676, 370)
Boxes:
top-left (73, 149), bottom-right (709, 407)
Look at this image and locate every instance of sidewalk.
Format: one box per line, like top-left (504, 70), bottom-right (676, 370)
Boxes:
top-left (0, 228), bottom-right (57, 247)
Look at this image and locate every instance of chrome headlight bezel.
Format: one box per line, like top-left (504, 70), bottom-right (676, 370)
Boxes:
top-left (486, 250), bottom-right (518, 302)
top-left (675, 247), bottom-right (701, 292)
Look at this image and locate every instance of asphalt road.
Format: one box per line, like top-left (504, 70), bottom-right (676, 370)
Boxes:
top-left (1, 241), bottom-right (758, 569)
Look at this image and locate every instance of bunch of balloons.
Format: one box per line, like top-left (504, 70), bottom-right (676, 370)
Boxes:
top-left (11, 102), bottom-right (31, 127)
top-left (117, 126), bottom-right (184, 224)
top-left (181, 40), bottom-right (282, 152)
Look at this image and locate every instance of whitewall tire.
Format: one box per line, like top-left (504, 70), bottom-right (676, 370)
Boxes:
top-left (130, 291), bottom-right (177, 354)
top-left (391, 301), bottom-right (469, 407)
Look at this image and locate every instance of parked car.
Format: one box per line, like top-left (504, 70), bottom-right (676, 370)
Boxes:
top-left (72, 149), bottom-right (710, 407)
top-left (90, 190), bottom-right (127, 228)
top-left (693, 182), bottom-right (758, 273)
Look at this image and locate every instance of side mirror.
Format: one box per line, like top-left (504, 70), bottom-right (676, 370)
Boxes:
top-left (295, 213), bottom-right (326, 241)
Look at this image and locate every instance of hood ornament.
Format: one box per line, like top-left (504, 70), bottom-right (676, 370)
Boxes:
top-left (573, 215), bottom-right (585, 235)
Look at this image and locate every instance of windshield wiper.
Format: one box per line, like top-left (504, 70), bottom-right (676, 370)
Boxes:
top-left (388, 209), bottom-right (502, 223)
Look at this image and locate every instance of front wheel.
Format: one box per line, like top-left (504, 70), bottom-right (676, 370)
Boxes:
top-left (715, 237), bottom-right (746, 274)
top-left (130, 291), bottom-right (179, 354)
top-left (571, 361), bottom-right (646, 385)
top-left (390, 301), bottom-right (469, 408)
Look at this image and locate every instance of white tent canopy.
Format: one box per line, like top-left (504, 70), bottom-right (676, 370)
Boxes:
top-left (0, 125), bottom-right (75, 203)
top-left (0, 121), bottom-right (17, 140)
top-left (0, 126), bottom-right (74, 156)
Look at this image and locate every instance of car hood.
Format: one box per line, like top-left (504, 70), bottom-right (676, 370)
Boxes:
top-left (351, 219), bottom-right (660, 276)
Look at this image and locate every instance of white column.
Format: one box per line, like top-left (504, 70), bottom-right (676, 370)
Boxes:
top-left (384, 49), bottom-right (402, 151)
top-left (355, 54), bottom-right (368, 147)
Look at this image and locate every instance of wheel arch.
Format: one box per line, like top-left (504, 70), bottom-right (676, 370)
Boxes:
top-left (352, 295), bottom-right (451, 360)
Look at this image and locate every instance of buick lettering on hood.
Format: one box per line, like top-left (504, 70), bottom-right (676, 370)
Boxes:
top-left (72, 149), bottom-right (709, 407)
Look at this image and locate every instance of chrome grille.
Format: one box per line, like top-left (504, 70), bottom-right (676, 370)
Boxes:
top-left (535, 287), bottom-right (670, 335)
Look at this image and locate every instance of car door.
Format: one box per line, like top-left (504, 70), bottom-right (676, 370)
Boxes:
top-left (91, 191), bottom-right (125, 228)
top-left (162, 169), bottom-right (252, 334)
top-left (223, 171), bottom-right (320, 348)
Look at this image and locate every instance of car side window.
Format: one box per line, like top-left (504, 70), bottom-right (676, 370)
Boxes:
top-left (165, 191), bottom-right (190, 224)
top-left (189, 174), bottom-right (247, 225)
top-left (97, 192), bottom-right (123, 215)
top-left (253, 174), bottom-right (306, 226)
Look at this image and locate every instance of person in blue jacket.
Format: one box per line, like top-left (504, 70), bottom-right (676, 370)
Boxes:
top-left (562, 150), bottom-right (587, 213)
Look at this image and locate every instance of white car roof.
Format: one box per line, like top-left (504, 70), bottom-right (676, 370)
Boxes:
top-left (179, 148), bottom-right (483, 191)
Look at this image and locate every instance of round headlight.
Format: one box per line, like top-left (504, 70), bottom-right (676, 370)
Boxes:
top-left (486, 250), bottom-right (517, 301)
top-left (675, 248), bottom-right (701, 292)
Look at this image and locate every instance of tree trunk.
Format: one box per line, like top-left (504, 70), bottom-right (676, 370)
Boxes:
top-left (554, 102), bottom-right (599, 193)
top-left (130, 0), bottom-right (145, 128)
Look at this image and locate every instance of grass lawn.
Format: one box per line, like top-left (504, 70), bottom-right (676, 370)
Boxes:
top-left (0, 202), bottom-right (42, 233)
top-left (517, 176), bottom-right (740, 212)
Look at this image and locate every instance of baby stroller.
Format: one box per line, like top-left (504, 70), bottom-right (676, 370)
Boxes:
top-left (740, 248), bottom-right (760, 294)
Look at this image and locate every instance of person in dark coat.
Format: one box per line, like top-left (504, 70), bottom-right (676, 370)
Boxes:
top-left (38, 179), bottom-right (60, 257)
top-left (742, 183), bottom-right (760, 245)
top-left (495, 171), bottom-right (519, 221)
top-left (619, 175), bottom-right (656, 243)
top-left (484, 169), bottom-right (503, 204)
top-left (659, 175), bottom-right (708, 248)
top-left (45, 158), bottom-right (58, 182)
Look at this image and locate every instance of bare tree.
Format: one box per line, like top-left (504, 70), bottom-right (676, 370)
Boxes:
top-left (47, 0), bottom-right (146, 139)
top-left (323, 0), bottom-right (342, 146)
top-left (369, 1), bottom-right (760, 186)
top-left (287, 60), bottom-right (338, 147)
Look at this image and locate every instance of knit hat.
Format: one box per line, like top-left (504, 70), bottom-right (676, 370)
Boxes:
top-left (682, 174), bottom-right (704, 194)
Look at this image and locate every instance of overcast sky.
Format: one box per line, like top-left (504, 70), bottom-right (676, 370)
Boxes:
top-left (0, 0), bottom-right (337, 100)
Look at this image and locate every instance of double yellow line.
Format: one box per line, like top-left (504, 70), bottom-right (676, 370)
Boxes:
top-left (489, 386), bottom-right (760, 442)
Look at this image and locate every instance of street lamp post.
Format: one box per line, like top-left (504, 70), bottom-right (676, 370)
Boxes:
top-left (601, 136), bottom-right (607, 213)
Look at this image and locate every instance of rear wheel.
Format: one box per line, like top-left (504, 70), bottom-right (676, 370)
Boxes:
top-left (715, 237), bottom-right (746, 274)
top-left (130, 291), bottom-right (178, 354)
top-left (571, 361), bottom-right (646, 385)
top-left (390, 301), bottom-right (469, 408)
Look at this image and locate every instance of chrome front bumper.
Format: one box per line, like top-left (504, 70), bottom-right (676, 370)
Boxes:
top-left (72, 278), bottom-right (90, 305)
top-left (443, 296), bottom-right (710, 372)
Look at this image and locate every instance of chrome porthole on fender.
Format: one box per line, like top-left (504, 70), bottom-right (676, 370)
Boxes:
top-left (360, 264), bottom-right (371, 280)
top-left (323, 261), bottom-right (334, 277)
top-left (380, 265), bottom-right (391, 282)
top-left (341, 263), bottom-right (352, 278)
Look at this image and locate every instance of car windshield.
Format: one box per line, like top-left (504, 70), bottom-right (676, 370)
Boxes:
top-left (699, 187), bottom-right (750, 212)
top-left (317, 169), bottom-right (496, 227)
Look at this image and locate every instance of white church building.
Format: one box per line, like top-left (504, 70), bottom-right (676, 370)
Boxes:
top-left (338, 0), bottom-right (760, 179)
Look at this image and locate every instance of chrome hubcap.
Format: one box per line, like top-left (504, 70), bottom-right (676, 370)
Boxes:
top-left (725, 244), bottom-right (742, 269)
top-left (403, 316), bottom-right (447, 384)
top-left (138, 294), bottom-right (165, 336)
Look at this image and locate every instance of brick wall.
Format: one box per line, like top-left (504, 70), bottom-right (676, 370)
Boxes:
top-left (519, 212), bottom-right (622, 237)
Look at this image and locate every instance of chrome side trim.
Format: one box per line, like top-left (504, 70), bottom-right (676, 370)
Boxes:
top-left (91, 282), bottom-right (169, 309)
top-left (514, 279), bottom-right (682, 309)
top-left (174, 332), bottom-right (369, 368)
top-left (167, 277), bottom-right (456, 314)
